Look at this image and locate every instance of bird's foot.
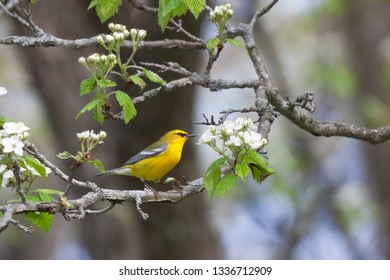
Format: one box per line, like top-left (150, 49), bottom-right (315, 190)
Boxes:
top-left (163, 177), bottom-right (184, 196)
top-left (141, 179), bottom-right (159, 199)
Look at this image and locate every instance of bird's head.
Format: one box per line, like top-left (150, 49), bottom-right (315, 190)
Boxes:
top-left (162, 129), bottom-right (196, 144)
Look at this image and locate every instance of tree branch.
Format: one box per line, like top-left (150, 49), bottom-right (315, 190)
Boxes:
top-left (250, 0), bottom-right (279, 27)
top-left (267, 88), bottom-right (390, 144)
top-left (0, 178), bottom-right (205, 234)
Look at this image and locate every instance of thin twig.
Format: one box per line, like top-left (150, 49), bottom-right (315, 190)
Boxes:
top-left (169, 19), bottom-right (206, 44)
top-left (250, 0), bottom-right (279, 27)
top-left (0, 1), bottom-right (31, 31)
top-left (9, 219), bottom-right (35, 235)
top-left (140, 61), bottom-right (192, 76)
top-left (128, 0), bottom-right (158, 13)
top-left (12, 161), bottom-right (27, 203)
top-left (23, 141), bottom-right (91, 189)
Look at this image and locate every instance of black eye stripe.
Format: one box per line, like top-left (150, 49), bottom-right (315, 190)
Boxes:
top-left (176, 132), bottom-right (187, 137)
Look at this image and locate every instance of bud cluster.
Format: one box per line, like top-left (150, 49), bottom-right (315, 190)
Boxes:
top-left (210, 3), bottom-right (233, 31)
top-left (129, 28), bottom-right (147, 45)
top-left (78, 53), bottom-right (117, 77)
top-left (75, 130), bottom-right (107, 163)
top-left (97, 23), bottom-right (130, 48)
top-left (78, 23), bottom-right (147, 79)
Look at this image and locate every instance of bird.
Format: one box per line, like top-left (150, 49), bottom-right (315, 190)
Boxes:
top-left (95, 129), bottom-right (195, 194)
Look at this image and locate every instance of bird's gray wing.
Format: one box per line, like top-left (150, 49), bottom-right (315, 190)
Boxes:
top-left (123, 142), bottom-right (167, 166)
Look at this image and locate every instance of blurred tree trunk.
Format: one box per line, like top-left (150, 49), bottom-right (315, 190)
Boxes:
top-left (340, 0), bottom-right (390, 257)
top-left (14, 0), bottom-right (219, 259)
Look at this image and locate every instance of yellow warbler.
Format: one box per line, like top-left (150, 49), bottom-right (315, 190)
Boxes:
top-left (95, 130), bottom-right (195, 187)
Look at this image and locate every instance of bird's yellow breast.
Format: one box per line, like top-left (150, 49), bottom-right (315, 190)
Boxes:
top-left (127, 142), bottom-right (183, 182)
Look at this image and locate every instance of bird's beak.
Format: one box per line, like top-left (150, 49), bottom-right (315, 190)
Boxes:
top-left (186, 134), bottom-right (196, 138)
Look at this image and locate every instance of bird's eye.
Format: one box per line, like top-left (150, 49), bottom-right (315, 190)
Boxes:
top-left (176, 132), bottom-right (187, 137)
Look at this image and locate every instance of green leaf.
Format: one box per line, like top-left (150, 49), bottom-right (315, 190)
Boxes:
top-left (97, 79), bottom-right (117, 89)
top-left (32, 188), bottom-right (63, 197)
top-left (226, 38), bottom-right (245, 49)
top-left (244, 150), bottom-right (275, 183)
top-left (27, 193), bottom-right (54, 203)
top-left (57, 151), bottom-right (75, 160)
top-left (0, 116), bottom-right (8, 127)
top-left (203, 157), bottom-right (226, 197)
top-left (25, 193), bottom-right (55, 232)
top-left (158, 0), bottom-right (188, 32)
top-left (20, 155), bottom-right (48, 179)
top-left (25, 212), bottom-right (53, 233)
top-left (206, 37), bottom-right (220, 54)
top-left (235, 162), bottom-right (250, 182)
top-left (87, 159), bottom-right (105, 173)
top-left (159, 0), bottom-right (183, 17)
top-left (76, 99), bottom-right (101, 120)
top-left (88, 0), bottom-right (99, 10)
top-left (129, 75), bottom-right (146, 89)
top-left (115, 90), bottom-right (137, 124)
top-left (94, 0), bottom-right (122, 23)
top-left (215, 174), bottom-right (237, 197)
top-left (249, 164), bottom-right (267, 183)
top-left (93, 98), bottom-right (106, 124)
top-left (141, 68), bottom-right (165, 84)
top-left (183, 0), bottom-right (206, 18)
top-left (245, 150), bottom-right (271, 172)
top-left (80, 76), bottom-right (97, 95)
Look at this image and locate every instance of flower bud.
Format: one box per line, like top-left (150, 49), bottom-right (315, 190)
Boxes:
top-left (96, 35), bottom-right (104, 44)
top-left (209, 125), bottom-right (217, 134)
top-left (108, 53), bottom-right (116, 61)
top-left (78, 57), bottom-right (87, 66)
top-left (108, 22), bottom-right (115, 31)
top-left (105, 34), bottom-right (114, 42)
top-left (138, 29), bottom-right (147, 40)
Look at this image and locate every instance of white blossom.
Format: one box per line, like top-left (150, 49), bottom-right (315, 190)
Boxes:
top-left (1, 135), bottom-right (25, 156)
top-left (198, 129), bottom-right (216, 144)
top-left (77, 130), bottom-right (106, 144)
top-left (222, 119), bottom-right (242, 131)
top-left (226, 135), bottom-right (242, 147)
top-left (243, 131), bottom-right (264, 149)
top-left (0, 130), bottom-right (6, 141)
top-left (0, 87), bottom-right (7, 96)
top-left (77, 130), bottom-right (90, 140)
top-left (90, 131), bottom-right (100, 140)
top-left (3, 122), bottom-right (30, 135)
top-left (1, 169), bottom-right (14, 187)
top-left (0, 164), bottom-right (7, 173)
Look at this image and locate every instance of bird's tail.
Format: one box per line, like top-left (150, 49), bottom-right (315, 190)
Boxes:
top-left (94, 167), bottom-right (131, 178)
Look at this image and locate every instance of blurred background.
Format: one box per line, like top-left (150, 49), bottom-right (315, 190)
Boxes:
top-left (1, 0), bottom-right (390, 259)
